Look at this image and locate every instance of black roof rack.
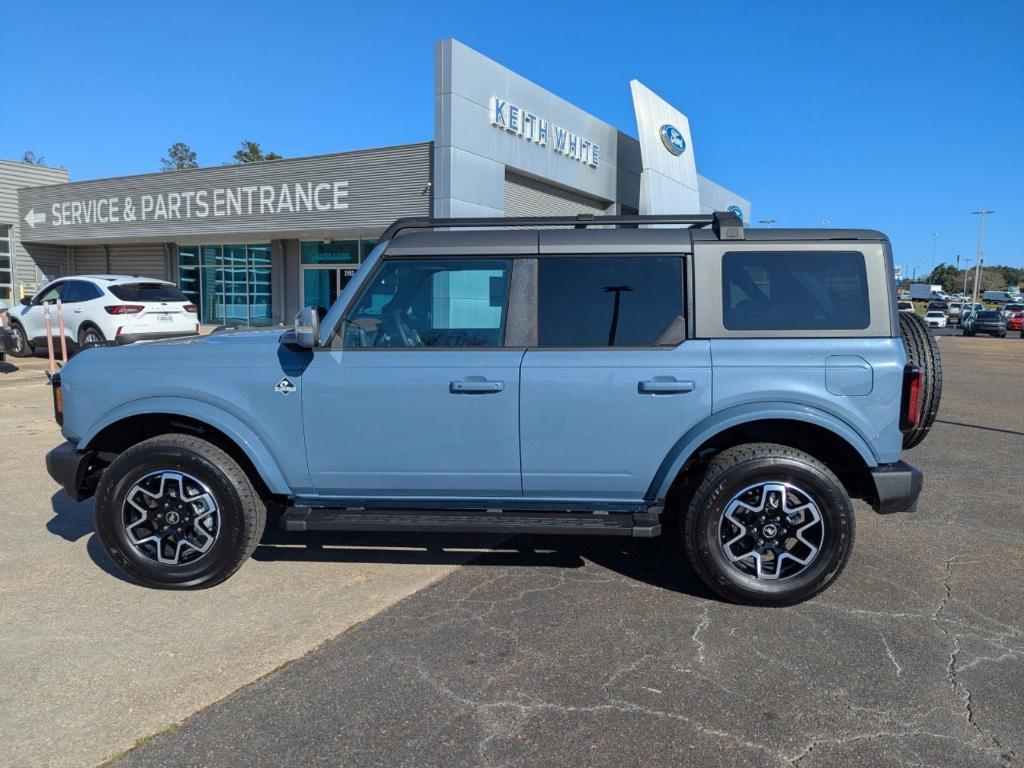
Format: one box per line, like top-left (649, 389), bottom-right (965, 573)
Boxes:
top-left (380, 210), bottom-right (745, 241)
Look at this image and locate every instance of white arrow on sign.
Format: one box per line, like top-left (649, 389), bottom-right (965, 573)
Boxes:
top-left (24, 209), bottom-right (46, 229)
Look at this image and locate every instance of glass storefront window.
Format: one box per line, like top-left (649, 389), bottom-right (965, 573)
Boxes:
top-left (301, 240), bottom-right (358, 265)
top-left (177, 246), bottom-right (200, 310)
top-left (180, 243), bottom-right (272, 327)
top-left (248, 245), bottom-right (272, 327)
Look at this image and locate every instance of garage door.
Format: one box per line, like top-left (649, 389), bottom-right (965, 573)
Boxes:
top-left (72, 245), bottom-right (107, 274)
top-left (503, 171), bottom-right (609, 217)
top-left (106, 243), bottom-right (167, 280)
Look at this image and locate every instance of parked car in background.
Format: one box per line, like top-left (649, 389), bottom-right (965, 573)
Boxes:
top-left (4, 276), bottom-right (199, 358)
top-left (924, 310), bottom-right (947, 329)
top-left (1000, 302), bottom-right (1024, 320)
top-left (947, 302), bottom-right (963, 324)
top-left (963, 310), bottom-right (1007, 337)
top-left (1006, 310), bottom-right (1024, 333)
top-left (926, 300), bottom-right (949, 314)
top-left (982, 290), bottom-right (1014, 304)
top-left (898, 301), bottom-right (915, 313)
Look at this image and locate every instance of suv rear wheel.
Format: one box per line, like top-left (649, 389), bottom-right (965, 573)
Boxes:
top-left (94, 434), bottom-right (266, 589)
top-left (682, 443), bottom-right (855, 606)
top-left (78, 324), bottom-right (105, 349)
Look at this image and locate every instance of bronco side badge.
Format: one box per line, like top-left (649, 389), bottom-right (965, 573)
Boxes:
top-left (275, 378), bottom-right (296, 395)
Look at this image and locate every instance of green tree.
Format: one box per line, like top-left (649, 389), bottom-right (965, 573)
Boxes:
top-left (21, 151), bottom-right (46, 165)
top-left (161, 142), bottom-right (199, 171)
top-left (925, 262), bottom-right (960, 294)
top-left (232, 140), bottom-right (282, 164)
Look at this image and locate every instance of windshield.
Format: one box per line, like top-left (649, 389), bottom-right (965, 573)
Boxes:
top-left (318, 240), bottom-right (388, 344)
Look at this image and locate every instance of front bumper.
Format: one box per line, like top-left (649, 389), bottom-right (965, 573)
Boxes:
top-left (116, 330), bottom-right (199, 345)
top-left (869, 461), bottom-right (923, 514)
top-left (46, 442), bottom-right (100, 502)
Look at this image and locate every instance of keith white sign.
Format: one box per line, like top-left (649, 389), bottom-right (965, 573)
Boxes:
top-left (489, 97), bottom-right (600, 168)
top-left (44, 181), bottom-right (349, 228)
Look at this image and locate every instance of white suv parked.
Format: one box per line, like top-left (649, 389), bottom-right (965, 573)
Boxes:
top-left (5, 275), bottom-right (198, 357)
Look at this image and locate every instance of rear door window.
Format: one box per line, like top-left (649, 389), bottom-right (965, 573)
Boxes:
top-left (108, 283), bottom-right (188, 302)
top-left (722, 251), bottom-right (869, 331)
top-left (537, 256), bottom-right (685, 346)
top-left (62, 281), bottom-right (103, 303)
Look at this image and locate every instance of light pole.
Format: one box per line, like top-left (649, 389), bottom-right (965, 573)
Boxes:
top-left (971, 211), bottom-right (994, 307)
top-left (758, 219), bottom-right (776, 228)
top-left (931, 232), bottom-right (938, 271)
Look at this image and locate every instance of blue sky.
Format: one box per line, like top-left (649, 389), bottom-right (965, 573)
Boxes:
top-left (2, 0), bottom-right (1021, 276)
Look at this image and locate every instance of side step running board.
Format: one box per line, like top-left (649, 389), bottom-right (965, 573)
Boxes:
top-left (281, 508), bottom-right (661, 538)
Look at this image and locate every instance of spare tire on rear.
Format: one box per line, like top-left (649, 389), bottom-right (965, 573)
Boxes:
top-left (899, 312), bottom-right (942, 449)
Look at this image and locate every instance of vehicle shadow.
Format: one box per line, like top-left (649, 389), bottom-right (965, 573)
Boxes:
top-left (254, 522), bottom-right (713, 599)
top-left (46, 492), bottom-right (128, 581)
top-left (0, 361), bottom-right (16, 374)
top-left (47, 491), bottom-right (713, 599)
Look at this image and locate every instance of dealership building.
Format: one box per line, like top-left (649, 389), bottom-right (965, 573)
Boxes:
top-left (3, 39), bottom-right (749, 326)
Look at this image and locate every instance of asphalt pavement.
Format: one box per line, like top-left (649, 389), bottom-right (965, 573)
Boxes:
top-left (107, 335), bottom-right (1024, 768)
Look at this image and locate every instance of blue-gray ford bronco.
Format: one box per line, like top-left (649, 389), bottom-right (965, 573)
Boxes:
top-left (46, 212), bottom-right (939, 605)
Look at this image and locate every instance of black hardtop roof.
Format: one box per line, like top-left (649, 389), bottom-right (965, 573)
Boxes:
top-left (379, 212), bottom-right (888, 257)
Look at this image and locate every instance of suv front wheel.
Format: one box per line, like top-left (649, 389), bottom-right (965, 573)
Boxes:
top-left (683, 443), bottom-right (854, 606)
top-left (94, 434), bottom-right (266, 589)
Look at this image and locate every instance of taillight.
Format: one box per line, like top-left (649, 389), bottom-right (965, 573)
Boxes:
top-left (183, 304), bottom-right (197, 313)
top-left (104, 305), bottom-right (144, 315)
top-left (901, 365), bottom-right (925, 431)
top-left (52, 373), bottom-right (63, 426)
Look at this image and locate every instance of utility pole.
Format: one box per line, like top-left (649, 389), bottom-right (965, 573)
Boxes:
top-left (931, 232), bottom-right (938, 271)
top-left (971, 211), bottom-right (994, 307)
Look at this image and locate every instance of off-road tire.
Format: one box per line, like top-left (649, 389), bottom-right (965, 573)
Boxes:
top-left (899, 312), bottom-right (942, 449)
top-left (78, 324), bottom-right (105, 349)
top-left (8, 322), bottom-right (31, 357)
top-left (94, 434), bottom-right (266, 589)
top-left (682, 443), bottom-right (855, 607)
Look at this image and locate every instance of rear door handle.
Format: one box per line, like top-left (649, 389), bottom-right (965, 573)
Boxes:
top-left (450, 377), bottom-right (504, 394)
top-left (638, 377), bottom-right (695, 394)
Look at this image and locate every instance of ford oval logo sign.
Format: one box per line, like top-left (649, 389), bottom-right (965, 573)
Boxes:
top-left (727, 205), bottom-right (744, 221)
top-left (659, 124), bottom-right (686, 156)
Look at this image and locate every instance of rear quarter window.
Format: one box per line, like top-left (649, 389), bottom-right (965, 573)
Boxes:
top-left (108, 283), bottom-right (188, 302)
top-left (722, 251), bottom-right (869, 331)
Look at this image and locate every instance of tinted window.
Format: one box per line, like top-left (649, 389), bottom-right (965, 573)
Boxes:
top-left (538, 256), bottom-right (684, 347)
top-left (343, 259), bottom-right (510, 348)
top-left (723, 251), bottom-right (869, 331)
top-left (976, 311), bottom-right (1001, 320)
top-left (108, 283), bottom-right (188, 302)
top-left (62, 281), bottom-right (103, 303)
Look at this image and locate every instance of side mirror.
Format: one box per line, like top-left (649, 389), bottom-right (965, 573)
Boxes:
top-left (294, 306), bottom-right (320, 349)
top-left (20, 296), bottom-right (33, 307)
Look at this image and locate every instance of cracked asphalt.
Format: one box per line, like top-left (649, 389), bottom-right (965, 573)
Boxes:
top-left (108, 335), bottom-right (1024, 768)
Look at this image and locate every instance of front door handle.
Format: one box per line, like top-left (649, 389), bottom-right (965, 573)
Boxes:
top-left (450, 377), bottom-right (504, 394)
top-left (638, 377), bottom-right (695, 394)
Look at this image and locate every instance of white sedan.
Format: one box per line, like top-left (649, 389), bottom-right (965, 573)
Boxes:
top-left (924, 310), bottom-right (948, 329)
top-left (5, 275), bottom-right (199, 357)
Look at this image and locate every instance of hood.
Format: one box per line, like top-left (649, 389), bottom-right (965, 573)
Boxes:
top-left (61, 328), bottom-right (291, 374)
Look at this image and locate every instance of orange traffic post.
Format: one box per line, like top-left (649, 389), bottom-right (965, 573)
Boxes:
top-left (43, 303), bottom-right (57, 377)
top-left (56, 299), bottom-right (69, 363)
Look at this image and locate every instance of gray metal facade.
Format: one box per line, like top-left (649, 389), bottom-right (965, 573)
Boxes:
top-left (17, 143), bottom-right (432, 244)
top-left (503, 172), bottom-right (609, 218)
top-left (0, 159), bottom-right (70, 300)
